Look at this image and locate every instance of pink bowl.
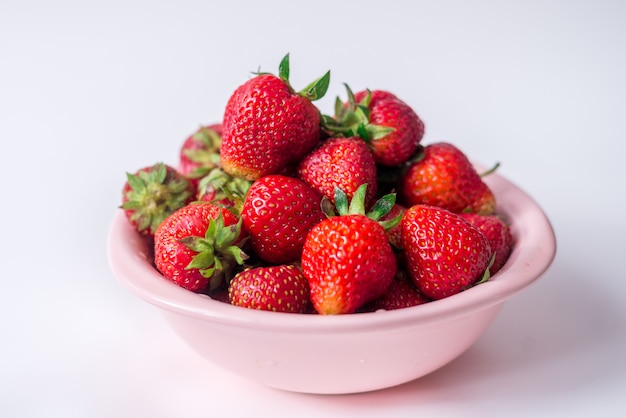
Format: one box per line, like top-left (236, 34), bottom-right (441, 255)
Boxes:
top-left (107, 170), bottom-right (556, 394)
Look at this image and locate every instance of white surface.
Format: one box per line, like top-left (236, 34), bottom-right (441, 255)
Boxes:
top-left (1, 0), bottom-right (625, 417)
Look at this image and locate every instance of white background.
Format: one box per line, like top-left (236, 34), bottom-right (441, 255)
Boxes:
top-left (1, 0), bottom-right (625, 417)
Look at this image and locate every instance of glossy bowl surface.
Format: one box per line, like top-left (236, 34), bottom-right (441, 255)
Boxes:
top-left (107, 170), bottom-right (556, 394)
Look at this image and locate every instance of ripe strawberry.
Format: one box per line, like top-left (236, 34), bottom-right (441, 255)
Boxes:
top-left (153, 202), bottom-right (248, 293)
top-left (178, 124), bottom-right (223, 185)
top-left (401, 204), bottom-right (492, 300)
top-left (301, 185), bottom-right (399, 314)
top-left (241, 175), bottom-right (326, 264)
top-left (459, 212), bottom-right (514, 275)
top-left (220, 54), bottom-right (330, 181)
top-left (353, 89), bottom-right (399, 105)
top-left (229, 264), bottom-right (310, 313)
top-left (336, 86), bottom-right (424, 166)
top-left (360, 270), bottom-right (431, 312)
top-left (121, 162), bottom-right (195, 237)
top-left (399, 142), bottom-right (496, 214)
top-left (378, 202), bottom-right (408, 269)
top-left (297, 136), bottom-right (378, 206)
top-left (326, 86), bottom-right (425, 166)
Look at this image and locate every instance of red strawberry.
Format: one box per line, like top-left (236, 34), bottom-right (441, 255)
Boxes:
top-left (379, 202), bottom-right (408, 269)
top-left (153, 203), bottom-right (248, 293)
top-left (360, 270), bottom-right (431, 312)
top-left (121, 162), bottom-right (195, 237)
top-left (297, 136), bottom-right (378, 206)
top-left (459, 212), bottom-right (514, 275)
top-left (399, 142), bottom-right (496, 214)
top-left (301, 185), bottom-right (399, 314)
top-left (326, 86), bottom-right (425, 166)
top-left (241, 175), bottom-right (326, 264)
top-left (178, 124), bottom-right (223, 185)
top-left (353, 89), bottom-right (399, 105)
top-left (229, 264), bottom-right (311, 313)
top-left (401, 204), bottom-right (492, 300)
top-left (220, 54), bottom-right (330, 181)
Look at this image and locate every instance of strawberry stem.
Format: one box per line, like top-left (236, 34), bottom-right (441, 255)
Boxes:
top-left (480, 162), bottom-right (501, 177)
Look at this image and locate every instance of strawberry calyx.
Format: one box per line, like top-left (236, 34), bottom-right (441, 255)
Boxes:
top-left (183, 126), bottom-right (222, 179)
top-left (197, 167), bottom-right (251, 214)
top-left (121, 162), bottom-right (193, 235)
top-left (278, 53), bottom-right (330, 101)
top-left (298, 70), bottom-right (331, 102)
top-left (179, 214), bottom-right (249, 290)
top-left (255, 53), bottom-right (330, 102)
top-left (322, 84), bottom-right (394, 140)
top-left (322, 184), bottom-right (402, 230)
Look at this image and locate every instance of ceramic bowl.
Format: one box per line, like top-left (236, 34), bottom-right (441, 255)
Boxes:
top-left (107, 170), bottom-right (556, 395)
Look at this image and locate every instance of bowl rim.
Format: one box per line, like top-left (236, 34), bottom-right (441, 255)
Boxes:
top-left (107, 169), bottom-right (556, 333)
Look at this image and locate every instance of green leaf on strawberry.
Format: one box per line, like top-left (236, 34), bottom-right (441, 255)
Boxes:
top-left (325, 184), bottom-right (402, 230)
top-left (121, 162), bottom-right (195, 236)
top-left (178, 215), bottom-right (248, 286)
top-left (154, 203), bottom-right (249, 293)
top-left (299, 70), bottom-right (331, 102)
top-left (278, 53), bottom-right (290, 83)
top-left (325, 84), bottom-right (395, 140)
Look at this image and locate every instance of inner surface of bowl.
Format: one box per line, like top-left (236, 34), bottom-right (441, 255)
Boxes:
top-left (108, 169), bottom-right (556, 394)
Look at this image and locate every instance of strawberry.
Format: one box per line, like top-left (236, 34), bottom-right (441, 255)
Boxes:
top-left (301, 185), bottom-right (400, 315)
top-left (241, 175), bottom-right (326, 264)
top-left (354, 89), bottom-right (399, 105)
top-left (297, 136), bottom-right (378, 207)
top-left (398, 142), bottom-right (496, 215)
top-left (325, 86), bottom-right (425, 166)
top-left (401, 204), bottom-right (492, 300)
top-left (178, 124), bottom-right (223, 185)
top-left (220, 54), bottom-right (330, 181)
top-left (229, 264), bottom-right (311, 313)
top-left (360, 270), bottom-right (430, 312)
top-left (121, 162), bottom-right (195, 237)
top-left (378, 202), bottom-right (408, 269)
top-left (153, 202), bottom-right (248, 293)
top-left (459, 212), bottom-right (514, 275)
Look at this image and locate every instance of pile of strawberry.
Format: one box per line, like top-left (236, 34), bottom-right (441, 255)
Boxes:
top-left (120, 54), bottom-right (513, 315)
